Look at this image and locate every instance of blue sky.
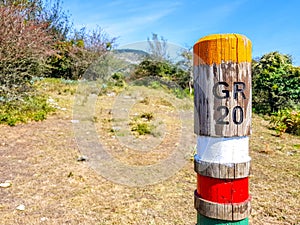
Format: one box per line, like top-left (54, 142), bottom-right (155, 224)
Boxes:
top-left (61, 0), bottom-right (300, 65)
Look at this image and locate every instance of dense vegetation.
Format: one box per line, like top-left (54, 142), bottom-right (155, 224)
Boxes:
top-left (252, 52), bottom-right (300, 114)
top-left (130, 33), bottom-right (192, 97)
top-left (0, 0), bottom-right (116, 125)
top-left (252, 52), bottom-right (300, 136)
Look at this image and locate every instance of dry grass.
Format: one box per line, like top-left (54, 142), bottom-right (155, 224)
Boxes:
top-left (0, 80), bottom-right (299, 224)
top-left (250, 115), bottom-right (300, 225)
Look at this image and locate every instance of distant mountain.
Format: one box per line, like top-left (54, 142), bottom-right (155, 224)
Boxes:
top-left (107, 49), bottom-right (149, 76)
top-left (113, 48), bottom-right (149, 65)
top-left (114, 48), bottom-right (149, 56)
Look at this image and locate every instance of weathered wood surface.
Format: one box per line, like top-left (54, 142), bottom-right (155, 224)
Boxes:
top-left (193, 34), bottom-right (252, 225)
top-left (193, 34), bottom-right (252, 137)
top-left (194, 191), bottom-right (251, 221)
top-left (194, 158), bottom-right (250, 179)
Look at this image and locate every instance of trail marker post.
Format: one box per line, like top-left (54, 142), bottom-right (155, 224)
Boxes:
top-left (193, 34), bottom-right (252, 225)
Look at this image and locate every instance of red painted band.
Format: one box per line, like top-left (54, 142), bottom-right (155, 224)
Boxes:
top-left (197, 174), bottom-right (249, 204)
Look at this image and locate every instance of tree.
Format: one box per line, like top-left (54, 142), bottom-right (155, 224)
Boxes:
top-left (176, 48), bottom-right (193, 93)
top-left (0, 0), bottom-right (71, 39)
top-left (132, 58), bottom-right (190, 90)
top-left (46, 26), bottom-right (117, 80)
top-left (0, 1), bottom-right (118, 125)
top-left (252, 51), bottom-right (300, 114)
top-left (147, 33), bottom-right (169, 61)
top-left (0, 0), bottom-right (41, 7)
top-left (131, 34), bottom-right (192, 91)
top-left (41, 0), bottom-right (71, 40)
top-left (0, 3), bottom-right (54, 102)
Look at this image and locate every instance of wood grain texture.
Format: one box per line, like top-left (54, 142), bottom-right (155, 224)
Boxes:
top-left (194, 62), bottom-right (251, 137)
top-left (194, 191), bottom-right (251, 221)
top-left (193, 34), bottom-right (252, 224)
top-left (193, 34), bottom-right (252, 137)
top-left (194, 157), bottom-right (250, 179)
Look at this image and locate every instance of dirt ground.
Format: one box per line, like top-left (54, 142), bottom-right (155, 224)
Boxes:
top-left (0, 82), bottom-right (299, 225)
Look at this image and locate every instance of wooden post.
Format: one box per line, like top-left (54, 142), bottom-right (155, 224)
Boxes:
top-left (193, 34), bottom-right (252, 225)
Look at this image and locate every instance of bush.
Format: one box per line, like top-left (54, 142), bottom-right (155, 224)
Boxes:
top-left (270, 109), bottom-right (300, 136)
top-left (132, 59), bottom-right (190, 90)
top-left (46, 27), bottom-right (117, 80)
top-left (0, 96), bottom-right (54, 126)
top-left (0, 2), bottom-right (117, 126)
top-left (111, 72), bottom-right (125, 87)
top-left (131, 123), bottom-right (153, 135)
top-left (46, 40), bottom-right (85, 80)
top-left (130, 112), bottom-right (156, 136)
top-left (0, 4), bottom-right (54, 102)
top-left (252, 52), bottom-right (300, 114)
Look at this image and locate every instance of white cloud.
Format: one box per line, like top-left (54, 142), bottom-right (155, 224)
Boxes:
top-left (170, 0), bottom-right (248, 42)
top-left (105, 9), bottom-right (175, 35)
top-left (77, 1), bottom-right (181, 43)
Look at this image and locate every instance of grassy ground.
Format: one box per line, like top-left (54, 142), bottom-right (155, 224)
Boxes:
top-left (0, 79), bottom-right (299, 224)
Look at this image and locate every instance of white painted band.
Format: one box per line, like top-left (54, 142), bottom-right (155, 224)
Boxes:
top-left (197, 136), bottom-right (250, 164)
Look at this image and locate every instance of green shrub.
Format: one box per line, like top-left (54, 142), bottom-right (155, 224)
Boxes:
top-left (131, 122), bottom-right (154, 135)
top-left (150, 81), bottom-right (162, 89)
top-left (252, 52), bottom-right (300, 114)
top-left (0, 96), bottom-right (55, 126)
top-left (111, 72), bottom-right (125, 87)
top-left (270, 109), bottom-right (300, 136)
top-left (46, 27), bottom-right (117, 80)
top-left (172, 88), bottom-right (191, 99)
top-left (132, 59), bottom-right (190, 89)
top-left (130, 112), bottom-right (156, 136)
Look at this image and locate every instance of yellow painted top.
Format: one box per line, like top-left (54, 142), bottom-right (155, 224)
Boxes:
top-left (193, 34), bottom-right (252, 65)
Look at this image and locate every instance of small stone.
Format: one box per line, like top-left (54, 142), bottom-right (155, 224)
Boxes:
top-left (0, 181), bottom-right (12, 188)
top-left (111, 126), bottom-right (121, 132)
top-left (40, 217), bottom-right (48, 222)
top-left (107, 92), bottom-right (116, 97)
top-left (71, 120), bottom-right (80, 124)
top-left (16, 204), bottom-right (25, 211)
top-left (77, 156), bottom-right (88, 162)
top-left (287, 151), bottom-right (297, 156)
